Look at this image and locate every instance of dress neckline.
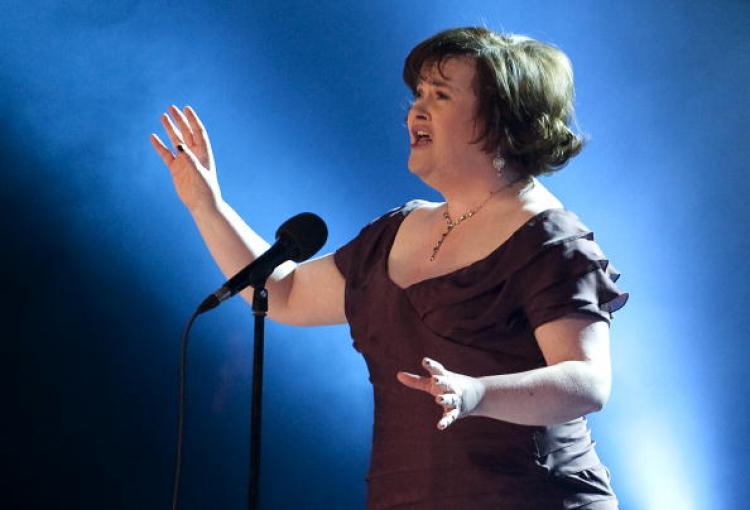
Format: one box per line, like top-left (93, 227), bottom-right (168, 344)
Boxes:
top-left (383, 205), bottom-right (564, 291)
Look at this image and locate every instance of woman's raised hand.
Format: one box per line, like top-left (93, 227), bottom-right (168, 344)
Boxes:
top-left (150, 105), bottom-right (221, 213)
top-left (397, 357), bottom-right (486, 431)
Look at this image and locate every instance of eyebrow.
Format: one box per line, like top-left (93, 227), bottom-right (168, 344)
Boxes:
top-left (417, 77), bottom-right (457, 92)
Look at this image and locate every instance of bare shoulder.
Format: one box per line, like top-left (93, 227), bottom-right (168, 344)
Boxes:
top-left (398, 199), bottom-right (442, 233)
top-left (403, 199), bottom-right (442, 219)
top-left (519, 179), bottom-right (565, 215)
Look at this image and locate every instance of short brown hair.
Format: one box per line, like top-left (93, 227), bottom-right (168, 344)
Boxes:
top-left (404, 27), bottom-right (585, 177)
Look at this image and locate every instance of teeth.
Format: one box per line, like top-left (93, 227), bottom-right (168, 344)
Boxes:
top-left (414, 129), bottom-right (431, 142)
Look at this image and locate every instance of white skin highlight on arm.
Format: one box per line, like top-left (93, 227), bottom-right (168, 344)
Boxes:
top-left (397, 315), bottom-right (612, 430)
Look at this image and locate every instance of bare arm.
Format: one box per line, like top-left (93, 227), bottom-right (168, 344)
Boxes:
top-left (189, 201), bottom-right (346, 325)
top-left (471, 316), bottom-right (611, 425)
top-left (397, 314), bottom-right (612, 429)
top-left (150, 105), bottom-right (345, 326)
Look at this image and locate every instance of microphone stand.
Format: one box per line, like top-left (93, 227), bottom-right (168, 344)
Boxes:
top-left (248, 284), bottom-right (268, 510)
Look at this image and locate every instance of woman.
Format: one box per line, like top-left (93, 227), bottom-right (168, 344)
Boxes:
top-left (151, 27), bottom-right (627, 509)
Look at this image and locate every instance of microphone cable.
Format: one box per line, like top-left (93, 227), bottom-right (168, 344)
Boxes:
top-left (168, 212), bottom-right (327, 508)
top-left (171, 306), bottom-right (202, 510)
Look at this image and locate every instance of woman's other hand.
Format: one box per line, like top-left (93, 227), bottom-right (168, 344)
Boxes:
top-left (397, 357), bottom-right (485, 431)
top-left (150, 105), bottom-right (220, 213)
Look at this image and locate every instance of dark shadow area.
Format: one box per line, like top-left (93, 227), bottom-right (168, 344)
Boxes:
top-left (0, 114), bottom-right (176, 507)
top-left (0, 108), bottom-right (366, 509)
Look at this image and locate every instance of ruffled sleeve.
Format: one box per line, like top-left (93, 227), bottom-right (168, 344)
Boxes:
top-left (516, 231), bottom-right (629, 331)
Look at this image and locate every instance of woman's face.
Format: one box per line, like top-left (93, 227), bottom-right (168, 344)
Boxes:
top-left (407, 56), bottom-right (489, 183)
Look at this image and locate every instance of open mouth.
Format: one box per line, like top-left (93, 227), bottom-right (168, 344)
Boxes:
top-left (411, 128), bottom-right (433, 147)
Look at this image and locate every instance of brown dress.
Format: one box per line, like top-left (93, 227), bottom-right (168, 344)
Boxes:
top-left (334, 200), bottom-right (628, 509)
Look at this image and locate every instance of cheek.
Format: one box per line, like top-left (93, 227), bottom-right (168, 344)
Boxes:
top-left (466, 107), bottom-right (483, 137)
top-left (458, 114), bottom-right (482, 144)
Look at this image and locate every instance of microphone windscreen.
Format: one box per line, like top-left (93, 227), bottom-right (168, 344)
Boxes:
top-left (275, 212), bottom-right (328, 262)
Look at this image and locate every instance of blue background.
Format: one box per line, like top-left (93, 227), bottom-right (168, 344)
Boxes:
top-left (2, 1), bottom-right (748, 508)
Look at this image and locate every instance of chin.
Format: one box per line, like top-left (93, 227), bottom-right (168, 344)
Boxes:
top-left (407, 162), bottom-right (427, 178)
top-left (408, 164), bottom-right (440, 189)
top-left (407, 154), bottom-right (429, 176)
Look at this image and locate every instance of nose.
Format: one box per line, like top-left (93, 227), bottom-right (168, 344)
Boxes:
top-left (408, 102), bottom-right (430, 122)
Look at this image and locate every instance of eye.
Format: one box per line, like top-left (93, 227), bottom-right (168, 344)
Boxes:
top-left (436, 91), bottom-right (450, 100)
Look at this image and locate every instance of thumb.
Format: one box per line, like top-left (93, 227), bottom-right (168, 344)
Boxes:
top-left (396, 371), bottom-right (429, 392)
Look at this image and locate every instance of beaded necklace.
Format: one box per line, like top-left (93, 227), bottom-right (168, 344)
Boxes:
top-left (429, 180), bottom-right (521, 262)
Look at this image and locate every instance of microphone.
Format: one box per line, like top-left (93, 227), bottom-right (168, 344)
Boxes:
top-left (197, 212), bottom-right (328, 314)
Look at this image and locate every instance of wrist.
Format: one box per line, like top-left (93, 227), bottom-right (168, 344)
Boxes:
top-left (188, 193), bottom-right (225, 218)
top-left (466, 375), bottom-right (489, 417)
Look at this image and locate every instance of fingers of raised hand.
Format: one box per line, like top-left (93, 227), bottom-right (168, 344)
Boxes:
top-left (174, 143), bottom-right (205, 173)
top-left (183, 105), bottom-right (209, 144)
top-left (150, 133), bottom-right (174, 166)
top-left (437, 408), bottom-right (460, 431)
top-left (168, 105), bottom-right (196, 147)
top-left (151, 133), bottom-right (203, 177)
top-left (160, 112), bottom-right (186, 148)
